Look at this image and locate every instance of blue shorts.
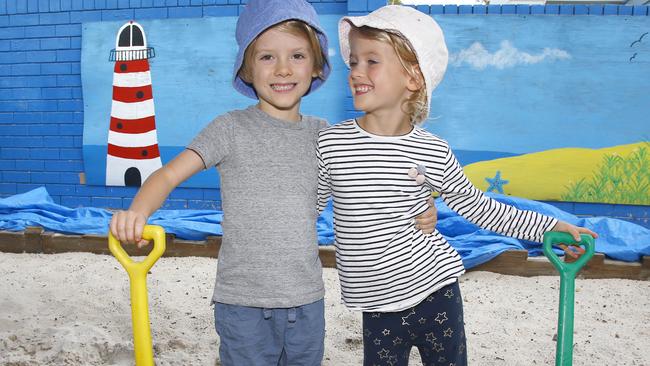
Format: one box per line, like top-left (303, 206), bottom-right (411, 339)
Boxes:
top-left (214, 298), bottom-right (325, 366)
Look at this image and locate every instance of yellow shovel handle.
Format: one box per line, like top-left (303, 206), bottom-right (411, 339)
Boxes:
top-left (108, 225), bottom-right (166, 366)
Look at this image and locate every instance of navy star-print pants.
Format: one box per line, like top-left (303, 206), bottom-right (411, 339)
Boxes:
top-left (362, 281), bottom-right (467, 366)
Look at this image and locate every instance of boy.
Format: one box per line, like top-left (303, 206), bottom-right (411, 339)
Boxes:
top-left (111, 0), bottom-right (330, 364)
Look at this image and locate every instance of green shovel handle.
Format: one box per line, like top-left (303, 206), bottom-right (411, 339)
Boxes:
top-left (543, 232), bottom-right (595, 277)
top-left (543, 231), bottom-right (595, 366)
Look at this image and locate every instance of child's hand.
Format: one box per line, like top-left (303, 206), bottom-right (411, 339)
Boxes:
top-left (109, 210), bottom-right (150, 248)
top-left (557, 243), bottom-right (585, 259)
top-left (551, 220), bottom-right (598, 259)
top-left (415, 198), bottom-right (437, 234)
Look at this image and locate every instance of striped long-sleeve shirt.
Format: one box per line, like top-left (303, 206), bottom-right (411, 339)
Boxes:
top-left (317, 120), bottom-right (558, 312)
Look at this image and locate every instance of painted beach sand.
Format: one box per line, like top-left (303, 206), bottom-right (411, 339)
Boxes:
top-left (464, 142), bottom-right (650, 205)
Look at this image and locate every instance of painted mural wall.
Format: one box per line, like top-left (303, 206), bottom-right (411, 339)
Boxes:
top-left (431, 16), bottom-right (650, 205)
top-left (81, 15), bottom-right (348, 189)
top-left (81, 13), bottom-right (650, 204)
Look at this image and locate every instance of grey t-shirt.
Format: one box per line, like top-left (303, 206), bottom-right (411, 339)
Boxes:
top-left (188, 105), bottom-right (328, 308)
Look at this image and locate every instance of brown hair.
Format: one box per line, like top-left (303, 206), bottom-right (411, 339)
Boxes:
top-left (238, 20), bottom-right (326, 86)
top-left (351, 25), bottom-right (427, 124)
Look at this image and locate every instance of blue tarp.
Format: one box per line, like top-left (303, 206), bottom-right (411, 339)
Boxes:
top-left (1, 187), bottom-right (649, 269)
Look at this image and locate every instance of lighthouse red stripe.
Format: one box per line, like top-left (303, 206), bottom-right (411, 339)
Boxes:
top-left (112, 85), bottom-right (153, 103)
top-left (114, 59), bottom-right (150, 73)
top-left (108, 144), bottom-right (160, 160)
top-left (110, 116), bottom-right (156, 134)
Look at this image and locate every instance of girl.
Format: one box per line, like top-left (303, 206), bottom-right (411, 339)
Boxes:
top-left (317, 5), bottom-right (597, 365)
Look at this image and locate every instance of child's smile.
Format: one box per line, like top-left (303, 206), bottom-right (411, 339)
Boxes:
top-left (353, 83), bottom-right (373, 95)
top-left (270, 82), bottom-right (298, 93)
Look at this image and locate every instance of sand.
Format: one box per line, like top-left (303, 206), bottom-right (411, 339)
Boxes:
top-left (1, 252), bottom-right (648, 365)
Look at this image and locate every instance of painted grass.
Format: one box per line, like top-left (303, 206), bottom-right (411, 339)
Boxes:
top-left (562, 144), bottom-right (650, 204)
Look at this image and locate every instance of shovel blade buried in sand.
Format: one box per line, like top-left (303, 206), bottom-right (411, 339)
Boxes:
top-left (543, 232), bottom-right (595, 366)
top-left (108, 225), bottom-right (166, 366)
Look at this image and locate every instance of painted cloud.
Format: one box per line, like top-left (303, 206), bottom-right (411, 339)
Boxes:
top-left (450, 40), bottom-right (571, 70)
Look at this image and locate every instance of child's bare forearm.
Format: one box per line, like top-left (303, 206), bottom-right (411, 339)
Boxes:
top-left (128, 167), bottom-right (178, 217)
top-left (128, 149), bottom-right (205, 217)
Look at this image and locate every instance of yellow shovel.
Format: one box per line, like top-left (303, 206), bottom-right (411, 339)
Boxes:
top-left (108, 225), bottom-right (166, 366)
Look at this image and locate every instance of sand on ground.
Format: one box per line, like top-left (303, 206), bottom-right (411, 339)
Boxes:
top-left (1, 252), bottom-right (648, 365)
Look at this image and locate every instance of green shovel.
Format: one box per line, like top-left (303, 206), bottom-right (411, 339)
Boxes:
top-left (543, 231), bottom-right (595, 366)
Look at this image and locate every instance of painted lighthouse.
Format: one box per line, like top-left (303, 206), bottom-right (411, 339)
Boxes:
top-left (106, 21), bottom-right (162, 187)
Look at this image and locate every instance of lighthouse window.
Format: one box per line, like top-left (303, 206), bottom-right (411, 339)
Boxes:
top-left (141, 150), bottom-right (148, 157)
top-left (132, 26), bottom-right (145, 47)
top-left (136, 91), bottom-right (144, 99)
top-left (116, 123), bottom-right (123, 129)
top-left (118, 26), bottom-right (131, 47)
top-left (120, 63), bottom-right (127, 71)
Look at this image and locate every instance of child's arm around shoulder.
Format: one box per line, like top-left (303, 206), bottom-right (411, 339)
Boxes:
top-left (109, 149), bottom-right (205, 247)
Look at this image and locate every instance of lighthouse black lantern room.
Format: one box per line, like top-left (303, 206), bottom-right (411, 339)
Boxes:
top-left (106, 21), bottom-right (162, 187)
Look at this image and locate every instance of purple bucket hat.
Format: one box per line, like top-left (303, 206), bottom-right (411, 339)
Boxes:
top-left (233, 0), bottom-right (331, 99)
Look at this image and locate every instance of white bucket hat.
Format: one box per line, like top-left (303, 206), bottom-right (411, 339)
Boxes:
top-left (338, 5), bottom-right (448, 122)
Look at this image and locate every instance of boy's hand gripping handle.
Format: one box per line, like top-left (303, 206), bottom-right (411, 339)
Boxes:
top-left (108, 225), bottom-right (166, 366)
top-left (543, 232), bottom-right (595, 366)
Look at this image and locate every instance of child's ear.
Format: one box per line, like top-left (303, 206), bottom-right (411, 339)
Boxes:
top-left (239, 72), bottom-right (249, 84)
top-left (406, 73), bottom-right (423, 93)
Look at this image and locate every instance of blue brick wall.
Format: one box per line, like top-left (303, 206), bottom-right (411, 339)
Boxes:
top-left (1, 0), bottom-right (649, 229)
